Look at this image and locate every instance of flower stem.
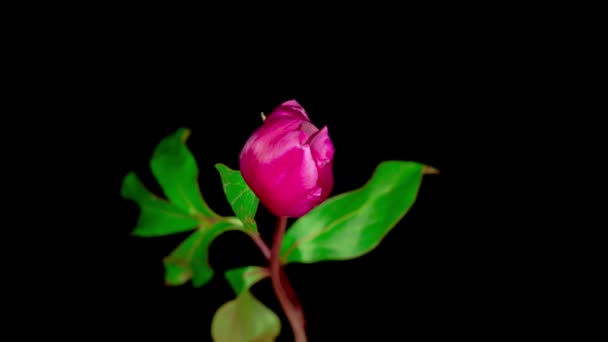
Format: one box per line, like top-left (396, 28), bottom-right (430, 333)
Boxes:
top-left (249, 233), bottom-right (271, 260)
top-left (249, 233), bottom-right (303, 316)
top-left (270, 216), bottom-right (307, 342)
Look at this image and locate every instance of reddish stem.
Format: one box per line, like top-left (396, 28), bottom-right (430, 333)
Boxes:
top-left (270, 216), bottom-right (307, 342)
top-left (249, 232), bottom-right (303, 319)
top-left (249, 233), bottom-right (271, 260)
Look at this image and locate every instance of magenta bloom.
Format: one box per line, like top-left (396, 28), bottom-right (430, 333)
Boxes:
top-left (239, 100), bottom-right (334, 217)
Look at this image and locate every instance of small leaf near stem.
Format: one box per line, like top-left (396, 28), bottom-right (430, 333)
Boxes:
top-left (225, 266), bottom-right (269, 295)
top-left (270, 216), bottom-right (307, 342)
top-left (215, 164), bottom-right (260, 233)
top-left (211, 290), bottom-right (281, 342)
top-left (163, 218), bottom-right (242, 287)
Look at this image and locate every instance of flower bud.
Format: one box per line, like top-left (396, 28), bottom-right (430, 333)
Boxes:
top-left (239, 100), bottom-right (334, 217)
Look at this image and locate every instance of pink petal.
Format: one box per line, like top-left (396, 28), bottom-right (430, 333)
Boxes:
top-left (310, 126), bottom-right (334, 167)
top-left (243, 145), bottom-right (319, 217)
top-left (267, 99), bottom-right (310, 121)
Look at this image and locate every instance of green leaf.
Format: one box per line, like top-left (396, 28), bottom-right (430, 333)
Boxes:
top-left (150, 128), bottom-right (218, 218)
top-left (121, 128), bottom-right (221, 237)
top-left (280, 161), bottom-right (432, 264)
top-left (163, 220), bottom-right (242, 287)
top-left (211, 291), bottom-right (281, 342)
top-left (120, 172), bottom-right (200, 237)
top-left (225, 266), bottom-right (269, 295)
top-left (215, 163), bottom-right (259, 232)
top-left (212, 266), bottom-right (275, 341)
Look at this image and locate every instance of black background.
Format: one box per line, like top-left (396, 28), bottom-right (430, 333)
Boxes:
top-left (9, 4), bottom-right (589, 339)
top-left (30, 24), bottom-right (522, 340)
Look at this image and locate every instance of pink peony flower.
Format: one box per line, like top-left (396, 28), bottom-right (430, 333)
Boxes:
top-left (239, 100), bottom-right (334, 217)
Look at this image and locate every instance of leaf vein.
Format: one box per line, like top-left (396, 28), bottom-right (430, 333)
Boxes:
top-left (230, 188), bottom-right (249, 207)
